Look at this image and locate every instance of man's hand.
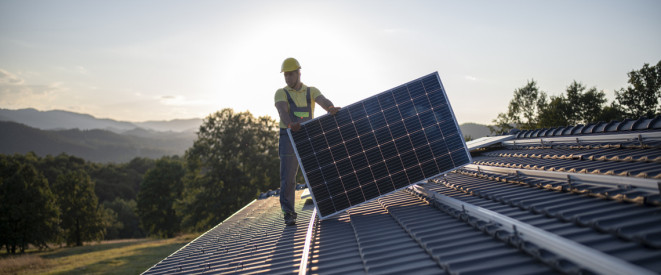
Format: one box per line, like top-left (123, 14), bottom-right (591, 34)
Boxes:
top-left (328, 106), bottom-right (341, 116)
top-left (288, 122), bottom-right (301, 132)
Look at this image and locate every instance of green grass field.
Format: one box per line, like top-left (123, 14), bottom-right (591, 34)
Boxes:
top-left (0, 234), bottom-right (198, 275)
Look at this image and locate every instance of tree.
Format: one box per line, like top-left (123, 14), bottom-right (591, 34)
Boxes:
top-left (615, 60), bottom-right (661, 118)
top-left (538, 96), bottom-right (572, 128)
top-left (101, 206), bottom-right (121, 240)
top-left (491, 80), bottom-right (547, 133)
top-left (491, 61), bottom-right (659, 133)
top-left (54, 170), bottom-right (105, 246)
top-left (537, 81), bottom-right (609, 128)
top-left (87, 157), bottom-right (155, 204)
top-left (124, 157), bottom-right (157, 200)
top-left (594, 103), bottom-right (624, 122)
top-left (38, 154), bottom-right (87, 189)
top-left (103, 198), bottom-right (143, 239)
top-left (564, 81), bottom-right (607, 124)
top-left (177, 109), bottom-right (279, 232)
top-left (137, 157), bottom-right (184, 238)
top-left (0, 154), bottom-right (59, 254)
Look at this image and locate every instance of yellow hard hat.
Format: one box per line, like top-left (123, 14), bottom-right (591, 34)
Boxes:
top-left (281, 57), bottom-right (301, 73)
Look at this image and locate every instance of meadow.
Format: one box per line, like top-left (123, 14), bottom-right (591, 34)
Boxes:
top-left (0, 234), bottom-right (197, 275)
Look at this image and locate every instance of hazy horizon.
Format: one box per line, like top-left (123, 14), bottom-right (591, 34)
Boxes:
top-left (1, 107), bottom-right (502, 126)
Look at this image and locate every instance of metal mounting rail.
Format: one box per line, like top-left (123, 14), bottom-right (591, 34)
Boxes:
top-left (504, 131), bottom-right (661, 146)
top-left (465, 135), bottom-right (514, 151)
top-left (298, 207), bottom-right (317, 275)
top-left (464, 164), bottom-right (661, 194)
top-left (410, 184), bottom-right (655, 275)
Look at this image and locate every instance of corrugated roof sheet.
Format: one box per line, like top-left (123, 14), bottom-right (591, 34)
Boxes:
top-left (145, 119), bottom-right (661, 274)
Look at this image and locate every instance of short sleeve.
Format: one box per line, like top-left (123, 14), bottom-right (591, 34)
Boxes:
top-left (274, 89), bottom-right (287, 103)
top-left (310, 87), bottom-right (323, 102)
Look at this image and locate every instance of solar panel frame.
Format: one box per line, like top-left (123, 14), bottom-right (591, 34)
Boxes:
top-left (465, 135), bottom-right (515, 151)
top-left (288, 72), bottom-right (472, 219)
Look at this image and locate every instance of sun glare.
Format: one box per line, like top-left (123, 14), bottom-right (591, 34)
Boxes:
top-left (204, 5), bottom-right (382, 121)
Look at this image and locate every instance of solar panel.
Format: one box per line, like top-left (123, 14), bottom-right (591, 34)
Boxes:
top-left (288, 72), bottom-right (471, 219)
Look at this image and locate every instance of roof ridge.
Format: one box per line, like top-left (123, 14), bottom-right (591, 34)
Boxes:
top-left (512, 116), bottom-right (661, 139)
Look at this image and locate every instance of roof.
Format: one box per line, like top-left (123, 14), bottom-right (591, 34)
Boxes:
top-left (144, 117), bottom-right (661, 274)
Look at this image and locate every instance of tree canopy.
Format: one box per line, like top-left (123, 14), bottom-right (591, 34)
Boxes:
top-left (176, 108), bottom-right (279, 232)
top-left (0, 153), bottom-right (151, 253)
top-left (615, 60), bottom-right (661, 118)
top-left (492, 60), bottom-right (660, 134)
top-left (0, 154), bottom-right (59, 253)
top-left (490, 80), bottom-right (547, 133)
top-left (137, 157), bottom-right (184, 238)
top-left (54, 170), bottom-right (105, 246)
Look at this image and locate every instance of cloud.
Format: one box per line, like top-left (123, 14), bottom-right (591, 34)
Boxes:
top-left (75, 66), bottom-right (89, 75)
top-left (0, 69), bottom-right (64, 105)
top-left (159, 95), bottom-right (207, 107)
top-left (55, 66), bottom-right (90, 75)
top-left (0, 69), bottom-right (24, 85)
top-left (0, 83), bottom-right (62, 102)
top-left (464, 75), bottom-right (478, 81)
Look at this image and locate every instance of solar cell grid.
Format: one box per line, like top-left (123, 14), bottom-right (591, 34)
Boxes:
top-left (289, 72), bottom-right (471, 219)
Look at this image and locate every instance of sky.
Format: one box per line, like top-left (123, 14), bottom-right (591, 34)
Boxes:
top-left (1, 0), bottom-right (660, 125)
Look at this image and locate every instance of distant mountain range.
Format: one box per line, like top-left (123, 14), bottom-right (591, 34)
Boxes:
top-left (0, 108), bottom-right (492, 163)
top-left (0, 121), bottom-right (195, 163)
top-left (0, 108), bottom-right (201, 163)
top-left (0, 108), bottom-right (202, 133)
top-left (460, 122), bottom-right (493, 140)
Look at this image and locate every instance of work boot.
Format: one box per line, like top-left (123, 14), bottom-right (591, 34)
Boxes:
top-left (284, 211), bottom-right (297, 226)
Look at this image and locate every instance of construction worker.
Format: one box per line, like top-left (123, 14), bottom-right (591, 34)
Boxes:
top-left (275, 57), bottom-right (340, 226)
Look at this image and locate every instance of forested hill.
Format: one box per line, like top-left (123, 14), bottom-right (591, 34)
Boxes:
top-left (0, 108), bottom-right (202, 132)
top-left (0, 121), bottom-right (194, 163)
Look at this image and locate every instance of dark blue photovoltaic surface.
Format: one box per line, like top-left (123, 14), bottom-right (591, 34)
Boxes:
top-left (289, 72), bottom-right (471, 218)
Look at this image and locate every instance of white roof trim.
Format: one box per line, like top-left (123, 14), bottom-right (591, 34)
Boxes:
top-left (298, 207), bottom-right (317, 275)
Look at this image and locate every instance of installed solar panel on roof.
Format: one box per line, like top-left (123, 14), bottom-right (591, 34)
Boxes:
top-left (289, 72), bottom-right (471, 219)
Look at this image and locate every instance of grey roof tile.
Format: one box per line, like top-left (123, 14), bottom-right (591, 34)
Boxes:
top-left (426, 173), bottom-right (661, 272)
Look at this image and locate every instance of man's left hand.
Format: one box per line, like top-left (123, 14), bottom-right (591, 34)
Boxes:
top-left (328, 106), bottom-right (341, 116)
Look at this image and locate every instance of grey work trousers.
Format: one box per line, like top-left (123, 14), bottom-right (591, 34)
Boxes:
top-left (279, 129), bottom-right (298, 213)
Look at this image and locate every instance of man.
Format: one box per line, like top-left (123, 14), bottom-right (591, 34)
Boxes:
top-left (274, 57), bottom-right (340, 226)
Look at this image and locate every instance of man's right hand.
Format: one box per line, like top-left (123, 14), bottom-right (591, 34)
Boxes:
top-left (288, 122), bottom-right (301, 132)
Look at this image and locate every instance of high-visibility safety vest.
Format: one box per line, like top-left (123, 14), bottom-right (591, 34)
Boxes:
top-left (285, 87), bottom-right (312, 123)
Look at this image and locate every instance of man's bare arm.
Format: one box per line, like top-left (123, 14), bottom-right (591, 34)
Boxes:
top-left (315, 95), bottom-right (334, 110)
top-left (275, 101), bottom-right (292, 127)
top-left (315, 95), bottom-right (341, 115)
